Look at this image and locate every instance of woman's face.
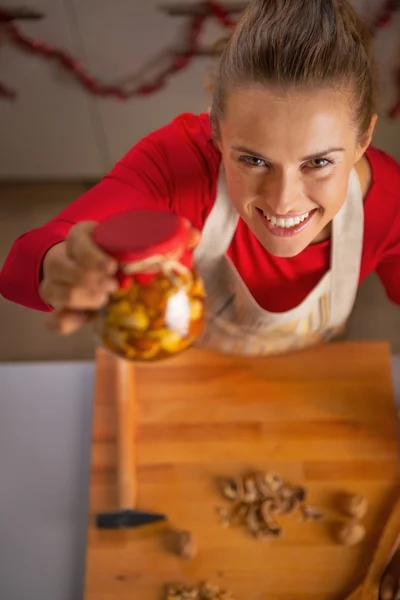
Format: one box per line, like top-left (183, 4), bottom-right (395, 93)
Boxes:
top-left (217, 86), bottom-right (375, 257)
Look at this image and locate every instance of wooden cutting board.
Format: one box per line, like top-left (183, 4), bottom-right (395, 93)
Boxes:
top-left (85, 341), bottom-right (399, 600)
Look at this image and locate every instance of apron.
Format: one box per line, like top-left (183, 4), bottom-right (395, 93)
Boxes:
top-left (194, 167), bottom-right (364, 356)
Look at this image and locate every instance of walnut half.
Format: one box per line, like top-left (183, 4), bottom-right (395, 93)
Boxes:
top-left (167, 530), bottom-right (198, 560)
top-left (336, 522), bottom-right (365, 546)
top-left (340, 493), bottom-right (368, 519)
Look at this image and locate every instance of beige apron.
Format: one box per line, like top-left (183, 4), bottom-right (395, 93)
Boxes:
top-left (194, 167), bottom-right (364, 356)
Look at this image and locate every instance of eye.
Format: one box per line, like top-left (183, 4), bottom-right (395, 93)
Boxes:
top-left (238, 155), bottom-right (266, 168)
top-left (307, 158), bottom-right (332, 169)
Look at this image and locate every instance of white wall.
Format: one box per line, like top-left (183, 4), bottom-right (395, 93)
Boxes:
top-left (0, 0), bottom-right (399, 179)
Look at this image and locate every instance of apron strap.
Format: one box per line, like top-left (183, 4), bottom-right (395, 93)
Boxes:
top-left (194, 164), bottom-right (239, 313)
top-left (328, 168), bottom-right (364, 328)
top-left (194, 162), bottom-right (364, 352)
top-left (194, 164), bottom-right (239, 271)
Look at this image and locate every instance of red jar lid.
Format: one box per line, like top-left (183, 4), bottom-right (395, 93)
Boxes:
top-left (92, 210), bottom-right (192, 262)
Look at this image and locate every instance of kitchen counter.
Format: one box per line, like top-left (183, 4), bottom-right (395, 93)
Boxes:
top-left (0, 354), bottom-right (399, 600)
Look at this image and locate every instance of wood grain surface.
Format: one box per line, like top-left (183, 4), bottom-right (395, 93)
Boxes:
top-left (85, 342), bottom-right (399, 600)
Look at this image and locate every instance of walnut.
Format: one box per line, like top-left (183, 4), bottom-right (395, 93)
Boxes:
top-left (164, 581), bottom-right (236, 600)
top-left (229, 502), bottom-right (249, 526)
top-left (242, 476), bottom-right (259, 503)
top-left (341, 493), bottom-right (368, 519)
top-left (265, 472), bottom-right (284, 493)
top-left (258, 502), bottom-right (282, 537)
top-left (255, 472), bottom-right (283, 496)
top-left (200, 582), bottom-right (220, 599)
top-left (165, 583), bottom-right (186, 599)
top-left (216, 471), bottom-right (322, 539)
top-left (220, 478), bottom-right (241, 501)
top-left (298, 504), bottom-right (323, 522)
top-left (246, 504), bottom-right (264, 536)
top-left (174, 530), bottom-right (197, 560)
top-left (336, 522), bottom-right (366, 546)
top-left (290, 486), bottom-right (307, 503)
top-left (215, 506), bottom-right (230, 528)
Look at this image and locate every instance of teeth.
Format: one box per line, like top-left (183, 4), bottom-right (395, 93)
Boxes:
top-left (265, 212), bottom-right (309, 228)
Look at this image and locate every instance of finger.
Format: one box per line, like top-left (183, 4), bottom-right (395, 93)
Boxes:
top-left (66, 222), bottom-right (117, 274)
top-left (46, 253), bottom-right (117, 288)
top-left (40, 278), bottom-right (117, 311)
top-left (188, 228), bottom-right (201, 249)
top-left (45, 253), bottom-right (89, 285)
top-left (46, 310), bottom-right (92, 335)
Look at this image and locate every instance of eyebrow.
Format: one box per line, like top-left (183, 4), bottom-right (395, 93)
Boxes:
top-left (231, 145), bottom-right (345, 162)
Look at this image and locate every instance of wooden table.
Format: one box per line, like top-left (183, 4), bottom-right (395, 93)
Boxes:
top-left (85, 342), bottom-right (399, 600)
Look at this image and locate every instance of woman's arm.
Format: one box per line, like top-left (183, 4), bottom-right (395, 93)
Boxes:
top-left (0, 151), bottom-right (172, 311)
top-left (376, 203), bottom-right (400, 306)
top-left (0, 114), bottom-right (217, 311)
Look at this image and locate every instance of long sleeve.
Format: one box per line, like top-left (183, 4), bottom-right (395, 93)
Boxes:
top-left (376, 235), bottom-right (400, 306)
top-left (0, 113), bottom-right (218, 311)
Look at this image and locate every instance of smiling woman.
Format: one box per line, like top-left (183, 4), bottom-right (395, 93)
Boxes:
top-left (0, 0), bottom-right (400, 357)
top-left (216, 85), bottom-right (372, 257)
top-left (210, 0), bottom-right (377, 259)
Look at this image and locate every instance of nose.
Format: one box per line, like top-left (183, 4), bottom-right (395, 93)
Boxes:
top-left (263, 172), bottom-right (303, 215)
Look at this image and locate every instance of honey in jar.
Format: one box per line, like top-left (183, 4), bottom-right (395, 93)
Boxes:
top-left (92, 210), bottom-right (205, 361)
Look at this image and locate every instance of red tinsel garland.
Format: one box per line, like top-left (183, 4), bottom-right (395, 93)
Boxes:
top-left (371, 0), bottom-right (398, 29)
top-left (0, 0), bottom-right (399, 118)
top-left (0, 81), bottom-right (16, 100)
top-left (0, 1), bottom-right (234, 100)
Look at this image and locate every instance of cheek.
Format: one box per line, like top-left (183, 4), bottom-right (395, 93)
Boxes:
top-left (224, 167), bottom-right (247, 207)
top-left (313, 175), bottom-right (349, 216)
top-left (224, 165), bottom-right (260, 208)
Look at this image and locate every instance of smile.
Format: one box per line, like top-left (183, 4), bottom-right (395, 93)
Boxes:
top-left (256, 208), bottom-right (317, 237)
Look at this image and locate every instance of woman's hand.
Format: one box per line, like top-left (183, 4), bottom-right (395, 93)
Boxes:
top-left (39, 222), bottom-right (118, 334)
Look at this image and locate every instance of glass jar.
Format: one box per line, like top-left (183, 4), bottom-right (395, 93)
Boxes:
top-left (92, 210), bottom-right (205, 361)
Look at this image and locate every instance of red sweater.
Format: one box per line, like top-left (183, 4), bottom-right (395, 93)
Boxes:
top-left (1, 112), bottom-right (400, 312)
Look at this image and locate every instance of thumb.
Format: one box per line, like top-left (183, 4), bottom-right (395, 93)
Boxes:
top-left (188, 228), bottom-right (201, 249)
top-left (46, 310), bottom-right (92, 335)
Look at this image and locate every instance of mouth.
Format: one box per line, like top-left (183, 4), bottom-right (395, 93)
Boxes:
top-left (256, 208), bottom-right (318, 237)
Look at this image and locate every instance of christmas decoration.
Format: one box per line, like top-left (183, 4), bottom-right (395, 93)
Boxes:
top-left (0, 2), bottom-right (235, 101)
top-left (0, 81), bottom-right (16, 99)
top-left (371, 0), bottom-right (399, 31)
top-left (0, 1), bottom-right (399, 118)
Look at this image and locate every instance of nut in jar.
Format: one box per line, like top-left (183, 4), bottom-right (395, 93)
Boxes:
top-left (92, 210), bottom-right (205, 361)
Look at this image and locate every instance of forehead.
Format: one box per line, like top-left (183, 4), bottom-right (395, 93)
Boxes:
top-left (220, 85), bottom-right (356, 156)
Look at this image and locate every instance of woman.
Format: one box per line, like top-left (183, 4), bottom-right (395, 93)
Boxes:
top-left (1, 0), bottom-right (400, 355)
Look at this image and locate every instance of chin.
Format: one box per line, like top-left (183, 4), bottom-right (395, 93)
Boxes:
top-left (261, 238), bottom-right (308, 258)
top-left (251, 224), bottom-right (310, 258)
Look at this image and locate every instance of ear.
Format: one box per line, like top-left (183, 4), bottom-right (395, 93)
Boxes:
top-left (211, 125), bottom-right (222, 153)
top-left (356, 114), bottom-right (378, 159)
top-left (208, 109), bottom-right (222, 151)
